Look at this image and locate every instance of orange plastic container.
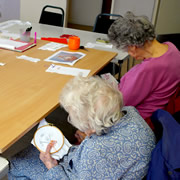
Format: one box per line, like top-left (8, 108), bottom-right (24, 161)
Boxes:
top-left (68, 36), bottom-right (80, 50)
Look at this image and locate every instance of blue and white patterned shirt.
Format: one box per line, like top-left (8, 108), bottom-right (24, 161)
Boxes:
top-left (8, 106), bottom-right (155, 180)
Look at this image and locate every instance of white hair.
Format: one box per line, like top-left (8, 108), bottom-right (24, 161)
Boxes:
top-left (60, 76), bottom-right (124, 135)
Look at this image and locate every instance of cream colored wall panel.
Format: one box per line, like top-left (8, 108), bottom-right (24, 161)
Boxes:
top-left (68, 0), bottom-right (103, 26)
top-left (155, 0), bottom-right (180, 34)
top-left (0, 0), bottom-right (20, 22)
top-left (111, 0), bottom-right (155, 21)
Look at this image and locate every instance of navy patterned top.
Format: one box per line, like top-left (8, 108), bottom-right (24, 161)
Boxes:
top-left (8, 106), bottom-right (155, 180)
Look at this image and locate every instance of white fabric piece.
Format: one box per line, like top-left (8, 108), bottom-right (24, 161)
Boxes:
top-left (85, 42), bottom-right (113, 49)
top-left (31, 119), bottom-right (72, 160)
top-left (16, 55), bottom-right (40, 63)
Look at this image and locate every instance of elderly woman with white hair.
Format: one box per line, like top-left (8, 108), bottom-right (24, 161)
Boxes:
top-left (108, 12), bottom-right (180, 129)
top-left (8, 76), bottom-right (155, 180)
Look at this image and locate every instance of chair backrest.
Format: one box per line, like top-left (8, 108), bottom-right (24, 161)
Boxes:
top-left (93, 13), bottom-right (122, 34)
top-left (157, 33), bottom-right (180, 50)
top-left (39, 5), bottom-right (65, 27)
top-left (147, 109), bottom-right (180, 180)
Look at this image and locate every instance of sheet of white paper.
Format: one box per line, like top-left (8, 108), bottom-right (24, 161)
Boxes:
top-left (39, 42), bottom-right (68, 51)
top-left (46, 64), bottom-right (90, 77)
top-left (16, 55), bottom-right (40, 63)
top-left (85, 42), bottom-right (113, 49)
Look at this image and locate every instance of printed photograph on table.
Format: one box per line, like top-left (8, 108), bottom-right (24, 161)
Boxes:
top-left (44, 50), bottom-right (86, 66)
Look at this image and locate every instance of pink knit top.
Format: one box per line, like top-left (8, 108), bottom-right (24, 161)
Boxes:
top-left (119, 42), bottom-right (180, 119)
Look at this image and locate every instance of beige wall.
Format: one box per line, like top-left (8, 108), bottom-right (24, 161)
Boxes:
top-left (111, 0), bottom-right (180, 34)
top-left (68, 0), bottom-right (103, 26)
top-left (20, 0), bottom-right (69, 26)
top-left (0, 0), bottom-right (20, 22)
top-left (155, 0), bottom-right (180, 34)
top-left (111, 0), bottom-right (155, 21)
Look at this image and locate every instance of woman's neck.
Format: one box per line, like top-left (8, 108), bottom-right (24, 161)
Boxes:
top-left (142, 39), bottom-right (169, 59)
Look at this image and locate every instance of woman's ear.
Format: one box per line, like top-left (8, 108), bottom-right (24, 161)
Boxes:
top-left (85, 129), bottom-right (96, 136)
top-left (128, 46), bottom-right (137, 57)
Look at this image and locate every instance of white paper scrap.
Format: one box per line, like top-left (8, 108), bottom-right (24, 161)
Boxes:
top-left (0, 62), bottom-right (5, 66)
top-left (46, 64), bottom-right (90, 77)
top-left (16, 55), bottom-right (40, 63)
top-left (39, 42), bottom-right (68, 51)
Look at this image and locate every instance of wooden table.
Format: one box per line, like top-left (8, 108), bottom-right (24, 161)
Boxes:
top-left (0, 39), bottom-right (117, 153)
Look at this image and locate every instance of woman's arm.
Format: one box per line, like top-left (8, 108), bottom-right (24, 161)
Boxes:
top-left (119, 66), bottom-right (155, 106)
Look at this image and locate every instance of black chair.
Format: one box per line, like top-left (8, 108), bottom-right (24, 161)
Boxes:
top-left (157, 33), bottom-right (180, 50)
top-left (93, 13), bottom-right (128, 81)
top-left (39, 5), bottom-right (65, 27)
top-left (93, 13), bottom-right (122, 34)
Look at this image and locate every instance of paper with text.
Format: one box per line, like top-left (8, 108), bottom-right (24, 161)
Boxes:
top-left (46, 64), bottom-right (90, 77)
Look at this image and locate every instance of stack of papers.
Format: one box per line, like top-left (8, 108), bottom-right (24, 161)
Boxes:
top-left (0, 38), bottom-right (27, 50)
top-left (0, 38), bottom-right (36, 52)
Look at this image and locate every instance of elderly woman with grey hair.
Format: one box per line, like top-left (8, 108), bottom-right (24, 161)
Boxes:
top-left (108, 12), bottom-right (180, 128)
top-left (8, 76), bottom-right (155, 180)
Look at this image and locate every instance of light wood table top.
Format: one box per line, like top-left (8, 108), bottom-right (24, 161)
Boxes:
top-left (0, 39), bottom-right (117, 153)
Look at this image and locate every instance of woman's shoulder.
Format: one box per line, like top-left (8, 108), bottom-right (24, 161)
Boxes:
top-left (117, 106), bottom-right (155, 138)
top-left (164, 41), bottom-right (179, 51)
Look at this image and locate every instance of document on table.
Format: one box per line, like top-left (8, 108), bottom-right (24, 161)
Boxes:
top-left (38, 42), bottom-right (68, 51)
top-left (46, 64), bottom-right (90, 77)
top-left (44, 50), bottom-right (86, 66)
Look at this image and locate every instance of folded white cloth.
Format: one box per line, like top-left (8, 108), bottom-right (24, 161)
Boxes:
top-left (31, 119), bottom-right (72, 160)
top-left (85, 42), bottom-right (113, 49)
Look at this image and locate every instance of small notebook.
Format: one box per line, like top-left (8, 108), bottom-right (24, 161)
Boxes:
top-left (0, 38), bottom-right (36, 52)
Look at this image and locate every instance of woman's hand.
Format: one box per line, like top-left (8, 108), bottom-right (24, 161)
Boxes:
top-left (39, 141), bottom-right (58, 170)
top-left (75, 130), bottom-right (86, 144)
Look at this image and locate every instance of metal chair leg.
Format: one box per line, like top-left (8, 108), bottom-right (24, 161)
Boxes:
top-left (118, 60), bottom-right (123, 81)
top-left (127, 56), bottom-right (130, 72)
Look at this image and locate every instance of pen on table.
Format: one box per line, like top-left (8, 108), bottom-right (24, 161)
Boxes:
top-left (26, 27), bottom-right (32, 32)
top-left (80, 46), bottom-right (88, 51)
top-left (34, 32), bottom-right (37, 44)
top-left (23, 27), bottom-right (32, 35)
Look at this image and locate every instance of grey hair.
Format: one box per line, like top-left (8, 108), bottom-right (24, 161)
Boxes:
top-left (60, 76), bottom-right (124, 135)
top-left (108, 11), bottom-right (155, 50)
